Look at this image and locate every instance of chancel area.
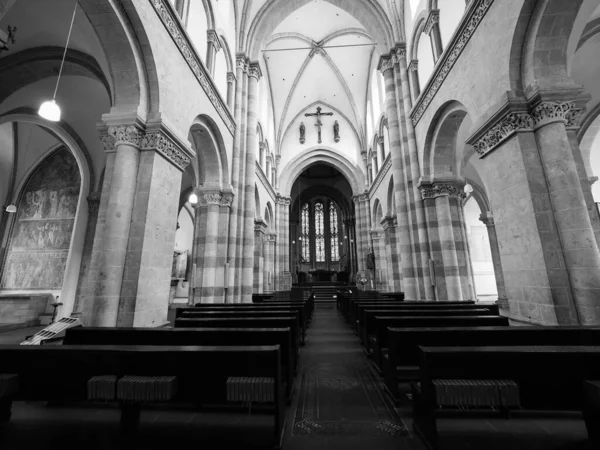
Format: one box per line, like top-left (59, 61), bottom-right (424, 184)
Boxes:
top-left (0, 0), bottom-right (600, 449)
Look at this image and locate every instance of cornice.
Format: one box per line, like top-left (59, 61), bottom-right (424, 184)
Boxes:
top-left (256, 161), bottom-right (277, 201)
top-left (149, 0), bottom-right (235, 136)
top-left (369, 153), bottom-right (392, 197)
top-left (410, 0), bottom-right (495, 127)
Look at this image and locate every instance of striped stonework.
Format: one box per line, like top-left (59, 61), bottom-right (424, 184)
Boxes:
top-left (370, 230), bottom-right (387, 291)
top-left (253, 219), bottom-right (268, 293)
top-left (276, 195), bottom-right (291, 292)
top-left (264, 233), bottom-right (277, 293)
top-left (352, 194), bottom-right (369, 273)
top-left (419, 181), bottom-right (474, 301)
top-left (393, 45), bottom-right (434, 300)
top-left (215, 189), bottom-right (234, 302)
top-left (193, 187), bottom-right (223, 304)
top-left (378, 55), bottom-right (417, 299)
top-left (382, 215), bottom-right (402, 292)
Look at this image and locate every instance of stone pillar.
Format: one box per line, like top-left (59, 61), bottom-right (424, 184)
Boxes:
top-left (226, 72), bottom-right (236, 110)
top-left (73, 192), bottom-right (101, 314)
top-left (378, 55), bottom-right (417, 299)
top-left (408, 60), bottom-right (420, 102)
top-left (276, 195), bottom-right (291, 291)
top-left (531, 98), bottom-right (600, 324)
top-left (253, 219), bottom-right (267, 293)
top-left (424, 9), bottom-right (443, 61)
top-left (479, 211), bottom-right (508, 308)
top-left (420, 182), bottom-right (473, 301)
top-left (352, 195), bottom-right (366, 273)
top-left (370, 230), bottom-right (386, 291)
top-left (225, 56), bottom-right (247, 304)
top-left (241, 62), bottom-right (262, 303)
top-left (86, 121), bottom-right (191, 327)
top-left (382, 215), bottom-right (402, 292)
top-left (393, 46), bottom-right (434, 299)
top-left (215, 188), bottom-right (233, 303)
top-left (206, 29), bottom-right (221, 77)
top-left (264, 233), bottom-right (276, 293)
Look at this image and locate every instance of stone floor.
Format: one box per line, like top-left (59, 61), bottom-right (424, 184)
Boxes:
top-left (0, 305), bottom-right (594, 449)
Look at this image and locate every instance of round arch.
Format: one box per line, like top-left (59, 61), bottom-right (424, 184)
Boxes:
top-left (279, 147), bottom-right (365, 197)
top-left (189, 114), bottom-right (230, 188)
top-left (0, 111), bottom-right (92, 320)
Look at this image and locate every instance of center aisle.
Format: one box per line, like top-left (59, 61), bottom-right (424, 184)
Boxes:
top-left (283, 302), bottom-right (425, 450)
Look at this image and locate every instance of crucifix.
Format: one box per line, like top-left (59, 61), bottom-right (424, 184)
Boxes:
top-left (304, 106), bottom-right (333, 144)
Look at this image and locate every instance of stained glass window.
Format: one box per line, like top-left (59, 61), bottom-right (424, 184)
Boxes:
top-left (315, 202), bottom-right (325, 262)
top-left (301, 203), bottom-right (310, 262)
top-left (329, 202), bottom-right (339, 261)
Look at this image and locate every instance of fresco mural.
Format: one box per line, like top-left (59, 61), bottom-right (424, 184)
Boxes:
top-left (1, 147), bottom-right (80, 290)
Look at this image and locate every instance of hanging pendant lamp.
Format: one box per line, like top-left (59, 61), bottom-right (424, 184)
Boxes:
top-left (38, 0), bottom-right (78, 122)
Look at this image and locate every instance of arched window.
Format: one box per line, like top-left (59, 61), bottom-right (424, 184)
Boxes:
top-left (329, 202), bottom-right (339, 261)
top-left (301, 203), bottom-right (310, 262)
top-left (315, 202), bottom-right (325, 262)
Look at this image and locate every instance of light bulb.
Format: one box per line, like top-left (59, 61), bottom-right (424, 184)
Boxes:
top-left (38, 99), bottom-right (61, 122)
top-left (189, 193), bottom-right (198, 204)
top-left (464, 184), bottom-right (473, 194)
top-left (5, 204), bottom-right (17, 213)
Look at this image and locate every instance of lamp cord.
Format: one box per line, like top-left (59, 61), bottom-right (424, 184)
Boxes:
top-left (53, 0), bottom-right (78, 100)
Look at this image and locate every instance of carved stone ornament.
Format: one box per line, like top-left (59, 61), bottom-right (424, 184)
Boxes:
top-left (277, 195), bottom-right (291, 206)
top-left (198, 192), bottom-right (222, 206)
top-left (408, 60), bottom-right (419, 72)
top-left (149, 0), bottom-right (235, 135)
top-left (352, 194), bottom-right (368, 204)
top-left (420, 183), bottom-right (466, 200)
top-left (424, 9), bottom-right (440, 34)
top-left (254, 220), bottom-right (268, 233)
top-left (220, 192), bottom-right (234, 207)
top-left (87, 192), bottom-right (101, 216)
top-left (206, 29), bottom-right (222, 51)
top-left (236, 56), bottom-right (247, 72)
top-left (411, 0), bottom-right (495, 127)
top-left (392, 45), bottom-right (407, 64)
top-left (378, 56), bottom-right (394, 74)
top-left (381, 215), bottom-right (396, 230)
top-left (248, 63), bottom-right (262, 80)
top-left (474, 112), bottom-right (533, 157)
top-left (531, 101), bottom-right (582, 130)
top-left (479, 213), bottom-right (494, 226)
top-left (370, 231), bottom-right (382, 240)
top-left (227, 72), bottom-right (236, 83)
top-left (267, 233), bottom-right (277, 242)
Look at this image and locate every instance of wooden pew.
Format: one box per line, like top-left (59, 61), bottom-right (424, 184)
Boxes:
top-left (60, 326), bottom-right (297, 403)
top-left (181, 304), bottom-right (309, 330)
top-left (412, 345), bottom-right (600, 449)
top-left (385, 326), bottom-right (600, 403)
top-left (369, 316), bottom-right (510, 372)
top-left (174, 317), bottom-right (303, 347)
top-left (0, 344), bottom-right (286, 448)
top-left (360, 308), bottom-right (499, 348)
top-left (177, 311), bottom-right (304, 343)
top-left (356, 304), bottom-right (499, 338)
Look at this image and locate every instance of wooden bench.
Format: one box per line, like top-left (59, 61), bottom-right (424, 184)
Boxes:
top-left (180, 304), bottom-right (310, 329)
top-left (174, 317), bottom-right (303, 347)
top-left (177, 311), bottom-right (304, 343)
top-left (369, 316), bottom-right (510, 372)
top-left (412, 345), bottom-right (600, 449)
top-left (60, 326), bottom-right (297, 403)
top-left (0, 344), bottom-right (286, 448)
top-left (384, 326), bottom-right (600, 403)
top-left (360, 309), bottom-right (499, 349)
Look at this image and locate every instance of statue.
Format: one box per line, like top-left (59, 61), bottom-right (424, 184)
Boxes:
top-left (299, 122), bottom-right (306, 144)
top-left (333, 120), bottom-right (340, 143)
top-left (365, 248), bottom-right (375, 270)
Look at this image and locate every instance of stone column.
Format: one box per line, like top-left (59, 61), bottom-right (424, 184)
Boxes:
top-left (193, 187), bottom-right (222, 304)
top-left (382, 215), bottom-right (402, 292)
top-left (264, 233), bottom-right (276, 293)
top-left (225, 56), bottom-right (247, 304)
top-left (479, 211), bottom-right (508, 308)
top-left (420, 182), bottom-right (473, 301)
top-left (531, 98), bottom-right (600, 324)
top-left (424, 9), bottom-right (443, 61)
top-left (215, 188), bottom-right (233, 303)
top-left (352, 195), bottom-right (366, 273)
top-left (378, 55), bottom-right (417, 299)
top-left (393, 46), bottom-right (434, 299)
top-left (206, 29), bottom-right (221, 77)
top-left (408, 60), bottom-right (420, 102)
top-left (370, 230), bottom-right (385, 291)
top-left (73, 192), bottom-right (101, 314)
top-left (253, 219), bottom-right (267, 293)
top-left (276, 195), bottom-right (291, 291)
top-left (226, 72), bottom-right (236, 110)
top-left (240, 62), bottom-right (262, 303)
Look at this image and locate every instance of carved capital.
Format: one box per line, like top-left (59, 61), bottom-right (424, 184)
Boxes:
top-left (206, 29), bottom-right (222, 51)
top-left (197, 192), bottom-right (222, 206)
top-left (531, 101), bottom-right (582, 130)
top-left (87, 192), bottom-right (101, 216)
top-left (473, 111), bottom-right (533, 157)
top-left (267, 233), bottom-right (278, 242)
top-left (220, 191), bottom-right (234, 208)
top-left (420, 182), bottom-right (466, 200)
top-left (424, 9), bottom-right (440, 35)
top-left (277, 195), bottom-right (291, 206)
top-left (381, 215), bottom-right (397, 230)
top-left (236, 55), bottom-right (247, 72)
top-left (227, 72), bottom-right (236, 83)
top-left (352, 194), bottom-right (368, 204)
top-left (108, 124), bottom-right (143, 147)
top-left (408, 59), bottom-right (419, 72)
top-left (589, 176), bottom-right (599, 186)
top-left (370, 230), bottom-right (382, 240)
top-left (248, 62), bottom-right (262, 80)
top-left (377, 55), bottom-right (394, 74)
top-left (254, 219), bottom-right (268, 233)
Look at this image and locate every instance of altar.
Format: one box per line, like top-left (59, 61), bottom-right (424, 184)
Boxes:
top-left (308, 269), bottom-right (338, 283)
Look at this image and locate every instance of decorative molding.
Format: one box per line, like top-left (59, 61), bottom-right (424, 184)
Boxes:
top-left (227, 72), bottom-right (236, 83)
top-left (420, 183), bottom-right (466, 200)
top-left (424, 9), bottom-right (440, 35)
top-left (377, 55), bottom-right (394, 74)
top-left (197, 191), bottom-right (222, 206)
top-left (206, 29), bottom-right (222, 51)
top-left (102, 125), bottom-right (192, 170)
top-left (352, 194), bottom-right (368, 204)
top-left (220, 191), bottom-right (234, 208)
top-left (248, 62), bottom-right (262, 80)
top-left (369, 153), bottom-right (392, 197)
top-left (254, 219), bottom-right (268, 233)
top-left (531, 101), bottom-right (582, 130)
top-left (256, 162), bottom-right (277, 201)
top-left (410, 0), bottom-right (495, 127)
top-left (381, 214), bottom-right (397, 230)
top-left (370, 230), bottom-right (383, 240)
top-left (408, 59), bottom-right (419, 72)
top-left (472, 111), bottom-right (533, 157)
top-left (149, 0), bottom-right (235, 136)
top-left (276, 195), bottom-right (291, 206)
